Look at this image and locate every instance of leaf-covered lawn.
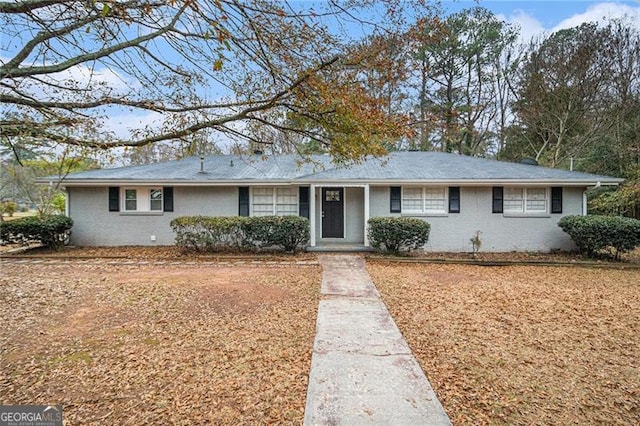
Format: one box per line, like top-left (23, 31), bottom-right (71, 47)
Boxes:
top-left (0, 261), bottom-right (320, 424)
top-left (368, 262), bottom-right (640, 425)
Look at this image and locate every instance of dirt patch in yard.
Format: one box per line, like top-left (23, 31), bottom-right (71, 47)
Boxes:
top-left (368, 262), bottom-right (640, 425)
top-left (0, 261), bottom-right (320, 424)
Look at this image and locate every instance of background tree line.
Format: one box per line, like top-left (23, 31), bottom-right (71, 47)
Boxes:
top-left (293, 7), bottom-right (640, 217)
top-left (1, 2), bottom-right (638, 218)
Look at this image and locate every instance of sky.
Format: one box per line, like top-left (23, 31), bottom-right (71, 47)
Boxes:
top-left (446, 1), bottom-right (640, 41)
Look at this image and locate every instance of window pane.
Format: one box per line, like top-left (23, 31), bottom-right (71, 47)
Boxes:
top-left (124, 189), bottom-right (137, 211)
top-left (402, 199), bottom-right (423, 211)
top-left (253, 187), bottom-right (273, 205)
top-left (527, 188), bottom-right (546, 200)
top-left (423, 187), bottom-right (445, 212)
top-left (277, 188), bottom-right (297, 204)
top-left (253, 204), bottom-right (274, 216)
top-left (150, 189), bottom-right (162, 211)
top-left (504, 200), bottom-right (523, 213)
top-left (504, 188), bottom-right (523, 200)
top-left (402, 187), bottom-right (446, 213)
top-left (504, 187), bottom-right (524, 213)
top-left (276, 205), bottom-right (298, 216)
top-left (424, 187), bottom-right (445, 199)
top-left (526, 200), bottom-right (546, 211)
top-left (403, 188), bottom-right (422, 199)
top-left (252, 187), bottom-right (274, 215)
top-left (526, 188), bottom-right (546, 212)
top-left (325, 190), bottom-right (340, 201)
top-left (402, 188), bottom-right (422, 211)
top-left (424, 199), bottom-right (445, 211)
top-left (276, 188), bottom-right (297, 216)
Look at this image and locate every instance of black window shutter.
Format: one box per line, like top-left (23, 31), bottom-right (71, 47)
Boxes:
top-left (239, 187), bottom-right (250, 217)
top-left (163, 187), bottom-right (174, 212)
top-left (299, 187), bottom-right (310, 219)
top-left (449, 187), bottom-right (460, 213)
top-left (492, 187), bottom-right (503, 213)
top-left (108, 187), bottom-right (119, 212)
top-left (551, 187), bottom-right (563, 213)
top-left (390, 186), bottom-right (401, 213)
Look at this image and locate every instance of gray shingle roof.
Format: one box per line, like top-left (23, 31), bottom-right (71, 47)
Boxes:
top-left (58, 152), bottom-right (622, 185)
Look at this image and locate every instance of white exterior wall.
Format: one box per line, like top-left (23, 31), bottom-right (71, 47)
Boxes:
top-left (370, 186), bottom-right (583, 252)
top-left (70, 184), bottom-right (583, 251)
top-left (68, 186), bottom-right (237, 246)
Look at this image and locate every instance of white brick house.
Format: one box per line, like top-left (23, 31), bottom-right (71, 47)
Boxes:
top-left (53, 152), bottom-right (622, 251)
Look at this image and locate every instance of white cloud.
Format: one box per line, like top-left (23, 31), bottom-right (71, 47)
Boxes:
top-left (500, 2), bottom-right (640, 44)
top-left (552, 2), bottom-right (640, 32)
top-left (496, 9), bottom-right (545, 43)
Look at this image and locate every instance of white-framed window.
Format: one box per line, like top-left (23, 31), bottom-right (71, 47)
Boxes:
top-left (123, 187), bottom-right (163, 212)
top-left (150, 188), bottom-right (163, 211)
top-left (402, 186), bottom-right (447, 214)
top-left (124, 189), bottom-right (137, 211)
top-left (504, 187), bottom-right (547, 214)
top-left (251, 187), bottom-right (298, 216)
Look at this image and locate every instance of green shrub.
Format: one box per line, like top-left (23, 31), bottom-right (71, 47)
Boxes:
top-left (558, 215), bottom-right (640, 260)
top-left (170, 215), bottom-right (310, 253)
top-left (367, 217), bottom-right (430, 254)
top-left (243, 216), bottom-right (310, 252)
top-left (170, 216), bottom-right (248, 252)
top-left (0, 215), bottom-right (73, 249)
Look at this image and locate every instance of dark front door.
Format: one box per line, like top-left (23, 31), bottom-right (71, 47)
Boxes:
top-left (322, 187), bottom-right (344, 238)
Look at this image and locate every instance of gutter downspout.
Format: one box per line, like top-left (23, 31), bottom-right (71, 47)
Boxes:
top-left (583, 182), bottom-right (601, 216)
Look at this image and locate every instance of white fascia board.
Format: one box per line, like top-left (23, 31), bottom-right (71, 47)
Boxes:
top-left (294, 179), bottom-right (623, 187)
top-left (57, 179), bottom-right (295, 187)
top-left (56, 178), bottom-right (624, 187)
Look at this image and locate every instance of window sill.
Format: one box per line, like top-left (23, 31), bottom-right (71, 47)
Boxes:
top-left (401, 212), bottom-right (449, 218)
top-left (503, 213), bottom-right (550, 218)
top-left (119, 211), bottom-right (164, 216)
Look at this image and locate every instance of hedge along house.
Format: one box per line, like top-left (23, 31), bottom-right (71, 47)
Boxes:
top-left (52, 151), bottom-right (622, 251)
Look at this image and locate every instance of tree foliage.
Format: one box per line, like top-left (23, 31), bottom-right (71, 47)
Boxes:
top-left (1, 0), bottom-right (422, 164)
top-left (406, 7), bottom-right (519, 154)
top-left (504, 20), bottom-right (640, 171)
top-left (1, 146), bottom-right (100, 215)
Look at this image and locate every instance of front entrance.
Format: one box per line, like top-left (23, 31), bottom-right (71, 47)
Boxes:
top-left (322, 187), bottom-right (344, 238)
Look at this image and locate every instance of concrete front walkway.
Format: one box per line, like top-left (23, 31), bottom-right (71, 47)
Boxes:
top-left (304, 254), bottom-right (451, 425)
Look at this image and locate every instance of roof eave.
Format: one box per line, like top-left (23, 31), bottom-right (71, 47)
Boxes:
top-left (55, 177), bottom-right (624, 187)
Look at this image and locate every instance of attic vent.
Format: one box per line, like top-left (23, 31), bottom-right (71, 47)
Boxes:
top-left (253, 149), bottom-right (263, 155)
top-left (520, 158), bottom-right (538, 166)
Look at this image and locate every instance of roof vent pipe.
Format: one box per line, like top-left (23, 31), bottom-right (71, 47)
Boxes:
top-left (199, 156), bottom-right (205, 173)
top-left (253, 149), bottom-right (263, 155)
